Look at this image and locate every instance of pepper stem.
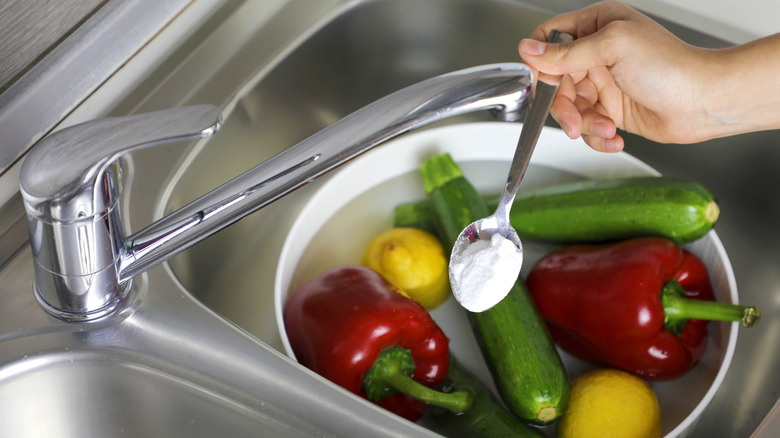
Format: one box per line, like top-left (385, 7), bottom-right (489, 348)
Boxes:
top-left (363, 347), bottom-right (474, 414)
top-left (662, 279), bottom-right (760, 335)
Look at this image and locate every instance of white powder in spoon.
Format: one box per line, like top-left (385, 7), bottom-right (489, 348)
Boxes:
top-left (450, 233), bottom-right (522, 313)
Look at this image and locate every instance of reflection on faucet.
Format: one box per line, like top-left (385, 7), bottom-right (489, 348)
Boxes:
top-left (19, 63), bottom-right (533, 321)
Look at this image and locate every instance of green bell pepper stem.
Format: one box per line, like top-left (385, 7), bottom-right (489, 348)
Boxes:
top-left (363, 347), bottom-right (474, 414)
top-left (662, 279), bottom-right (760, 335)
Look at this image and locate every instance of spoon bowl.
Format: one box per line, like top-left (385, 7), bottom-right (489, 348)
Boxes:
top-left (449, 213), bottom-right (523, 312)
top-left (448, 30), bottom-right (573, 312)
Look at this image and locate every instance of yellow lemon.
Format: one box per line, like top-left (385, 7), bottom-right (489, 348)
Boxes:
top-left (361, 227), bottom-right (449, 310)
top-left (559, 369), bottom-right (662, 438)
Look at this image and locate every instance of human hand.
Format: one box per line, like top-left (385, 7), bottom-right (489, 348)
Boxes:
top-left (518, 1), bottom-right (717, 152)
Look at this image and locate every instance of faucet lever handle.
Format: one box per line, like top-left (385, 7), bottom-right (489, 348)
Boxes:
top-left (19, 104), bottom-right (221, 320)
top-left (20, 105), bottom-right (221, 221)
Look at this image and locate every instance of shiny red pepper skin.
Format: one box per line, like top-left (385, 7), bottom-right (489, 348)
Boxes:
top-left (526, 237), bottom-right (714, 380)
top-left (283, 265), bottom-right (450, 421)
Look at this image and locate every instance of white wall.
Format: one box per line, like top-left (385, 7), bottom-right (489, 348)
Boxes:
top-left (624, 0), bottom-right (777, 44)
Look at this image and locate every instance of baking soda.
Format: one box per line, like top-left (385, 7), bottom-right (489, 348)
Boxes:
top-left (450, 233), bottom-right (522, 312)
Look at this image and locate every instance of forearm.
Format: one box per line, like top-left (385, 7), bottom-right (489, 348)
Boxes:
top-left (701, 33), bottom-right (780, 139)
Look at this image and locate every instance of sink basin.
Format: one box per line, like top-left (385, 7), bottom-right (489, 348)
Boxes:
top-left (0, 239), bottom-right (438, 437)
top-left (155, 0), bottom-right (779, 436)
top-left (1, 0), bottom-right (778, 436)
top-left (1, 356), bottom-right (296, 437)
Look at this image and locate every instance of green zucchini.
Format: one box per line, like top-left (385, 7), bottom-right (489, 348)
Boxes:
top-left (396, 175), bottom-right (719, 244)
top-left (423, 356), bottom-right (546, 438)
top-left (420, 153), bottom-right (569, 425)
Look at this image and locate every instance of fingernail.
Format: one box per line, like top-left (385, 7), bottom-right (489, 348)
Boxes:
top-left (603, 137), bottom-right (624, 152)
top-left (593, 121), bottom-right (610, 138)
top-left (559, 121), bottom-right (575, 139)
top-left (520, 39), bottom-right (547, 56)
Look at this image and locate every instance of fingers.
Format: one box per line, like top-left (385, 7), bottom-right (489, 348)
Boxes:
top-left (528, 1), bottom-right (637, 42)
top-left (575, 96), bottom-right (615, 139)
top-left (575, 94), bottom-right (624, 152)
top-left (583, 132), bottom-right (624, 153)
top-left (519, 31), bottom-right (619, 78)
top-left (519, 1), bottom-right (641, 153)
top-left (548, 80), bottom-right (624, 152)
top-left (550, 74), bottom-right (582, 138)
top-left (519, 1), bottom-right (641, 76)
top-left (545, 69), bottom-right (624, 152)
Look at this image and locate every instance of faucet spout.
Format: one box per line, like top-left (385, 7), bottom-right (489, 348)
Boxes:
top-left (19, 62), bottom-right (533, 320)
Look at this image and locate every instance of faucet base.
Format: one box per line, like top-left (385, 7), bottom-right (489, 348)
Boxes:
top-left (33, 280), bottom-right (132, 322)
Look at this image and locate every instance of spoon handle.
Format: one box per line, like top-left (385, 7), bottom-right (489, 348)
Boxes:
top-left (501, 30), bottom-right (574, 212)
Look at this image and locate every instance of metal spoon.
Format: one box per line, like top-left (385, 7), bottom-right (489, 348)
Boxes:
top-left (449, 30), bottom-right (574, 312)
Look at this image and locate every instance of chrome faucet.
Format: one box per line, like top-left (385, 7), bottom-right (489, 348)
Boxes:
top-left (19, 62), bottom-right (533, 321)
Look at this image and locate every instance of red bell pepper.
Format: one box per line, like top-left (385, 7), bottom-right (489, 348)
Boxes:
top-left (283, 265), bottom-right (472, 421)
top-left (526, 237), bottom-right (760, 380)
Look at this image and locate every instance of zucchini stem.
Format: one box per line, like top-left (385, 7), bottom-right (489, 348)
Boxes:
top-left (705, 201), bottom-right (720, 224)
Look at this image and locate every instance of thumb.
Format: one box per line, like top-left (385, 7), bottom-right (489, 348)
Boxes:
top-left (519, 35), bottom-right (614, 76)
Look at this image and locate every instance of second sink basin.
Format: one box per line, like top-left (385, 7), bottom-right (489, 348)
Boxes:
top-left (1, 354), bottom-right (294, 437)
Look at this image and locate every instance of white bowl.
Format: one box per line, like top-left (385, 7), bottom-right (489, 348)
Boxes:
top-left (274, 122), bottom-right (738, 437)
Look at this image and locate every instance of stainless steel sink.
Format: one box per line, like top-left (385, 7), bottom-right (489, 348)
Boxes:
top-left (1, 355), bottom-right (307, 437)
top-left (1, 0), bottom-right (778, 436)
top-left (0, 220), bottom-right (438, 437)
top-left (159, 1), bottom-right (780, 436)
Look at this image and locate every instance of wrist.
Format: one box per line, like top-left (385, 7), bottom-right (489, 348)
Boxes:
top-left (699, 34), bottom-right (780, 139)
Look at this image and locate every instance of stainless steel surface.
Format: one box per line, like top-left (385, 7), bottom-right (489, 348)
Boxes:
top-left (0, 235), bottom-right (438, 437)
top-left (449, 30), bottom-right (572, 313)
top-left (752, 396), bottom-right (780, 437)
top-left (153, 1), bottom-right (776, 436)
top-left (19, 63), bottom-right (532, 321)
top-left (0, 0), bottom-right (193, 175)
top-left (1, 0), bottom-right (778, 436)
top-left (0, 0), bottom-right (104, 93)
